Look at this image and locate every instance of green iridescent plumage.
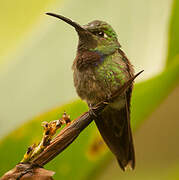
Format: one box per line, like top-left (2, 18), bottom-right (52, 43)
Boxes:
top-left (96, 53), bottom-right (126, 86)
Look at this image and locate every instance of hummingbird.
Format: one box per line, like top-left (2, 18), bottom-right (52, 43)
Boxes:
top-left (46, 13), bottom-right (135, 170)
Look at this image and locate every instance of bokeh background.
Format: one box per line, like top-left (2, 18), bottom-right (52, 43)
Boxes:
top-left (0, 0), bottom-right (179, 179)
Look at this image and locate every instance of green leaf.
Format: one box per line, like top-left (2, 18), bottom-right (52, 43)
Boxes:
top-left (131, 57), bottom-right (179, 129)
top-left (0, 57), bottom-right (178, 179)
top-left (166, 0), bottom-right (179, 65)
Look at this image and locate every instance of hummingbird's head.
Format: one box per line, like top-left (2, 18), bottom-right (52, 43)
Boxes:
top-left (46, 13), bottom-right (120, 55)
top-left (82, 20), bottom-right (120, 54)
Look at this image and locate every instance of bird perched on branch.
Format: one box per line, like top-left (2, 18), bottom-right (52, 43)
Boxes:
top-left (46, 13), bottom-right (135, 171)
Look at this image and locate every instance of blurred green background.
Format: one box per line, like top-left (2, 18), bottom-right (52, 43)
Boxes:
top-left (0, 0), bottom-right (179, 179)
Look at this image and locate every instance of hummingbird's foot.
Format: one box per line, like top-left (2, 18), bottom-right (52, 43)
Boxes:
top-left (106, 93), bottom-right (114, 103)
top-left (89, 104), bottom-right (98, 119)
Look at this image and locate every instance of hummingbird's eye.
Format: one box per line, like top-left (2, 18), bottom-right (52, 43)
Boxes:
top-left (98, 31), bottom-right (104, 37)
top-left (94, 31), bottom-right (107, 38)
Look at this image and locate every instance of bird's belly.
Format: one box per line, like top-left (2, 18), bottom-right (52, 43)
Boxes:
top-left (73, 69), bottom-right (107, 105)
top-left (73, 66), bottom-right (127, 105)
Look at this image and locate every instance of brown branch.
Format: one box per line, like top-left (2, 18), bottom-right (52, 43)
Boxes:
top-left (1, 70), bottom-right (143, 180)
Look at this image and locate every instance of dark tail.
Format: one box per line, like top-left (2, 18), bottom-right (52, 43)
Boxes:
top-left (94, 102), bottom-right (135, 170)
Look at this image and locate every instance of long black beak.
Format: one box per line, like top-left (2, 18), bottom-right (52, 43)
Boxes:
top-left (46, 12), bottom-right (86, 32)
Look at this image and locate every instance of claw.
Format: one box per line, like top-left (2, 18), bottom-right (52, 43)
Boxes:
top-left (89, 106), bottom-right (98, 119)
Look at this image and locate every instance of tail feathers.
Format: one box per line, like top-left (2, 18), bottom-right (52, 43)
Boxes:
top-left (117, 104), bottom-right (135, 170)
top-left (94, 103), bottom-right (135, 171)
top-left (118, 159), bottom-right (134, 171)
top-left (117, 126), bottom-right (135, 171)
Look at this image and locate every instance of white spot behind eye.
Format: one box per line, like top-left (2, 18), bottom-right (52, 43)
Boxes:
top-left (104, 33), bottom-right (108, 38)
